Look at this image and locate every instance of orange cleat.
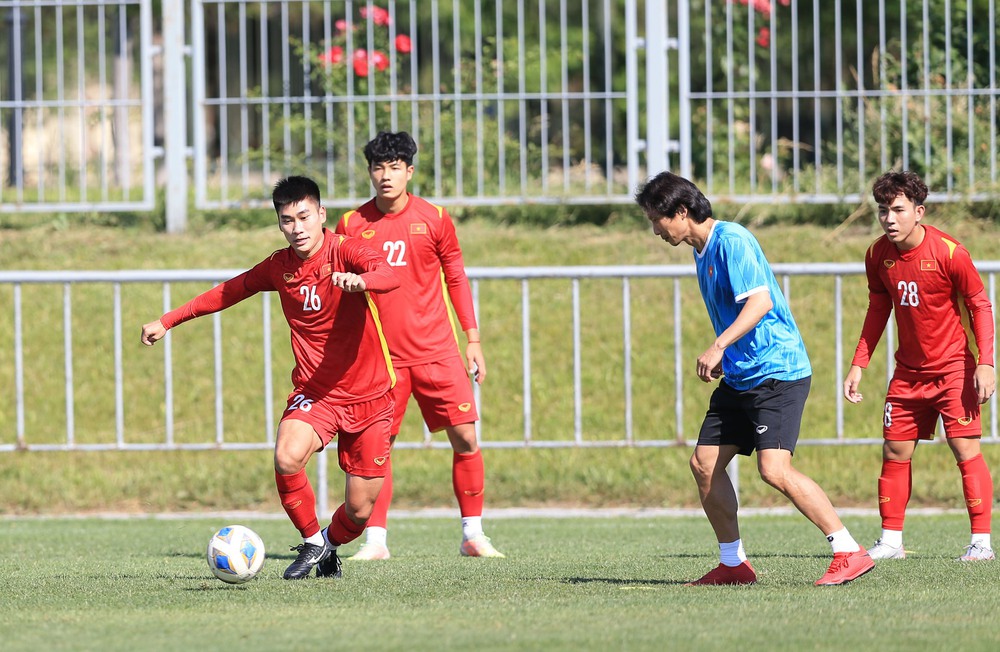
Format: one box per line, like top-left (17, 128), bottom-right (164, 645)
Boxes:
top-left (815, 548), bottom-right (875, 586)
top-left (685, 561), bottom-right (757, 586)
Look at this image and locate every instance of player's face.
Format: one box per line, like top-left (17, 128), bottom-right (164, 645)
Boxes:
top-left (369, 159), bottom-right (414, 205)
top-left (277, 198), bottom-right (327, 259)
top-left (877, 192), bottom-right (925, 250)
top-left (646, 208), bottom-right (687, 247)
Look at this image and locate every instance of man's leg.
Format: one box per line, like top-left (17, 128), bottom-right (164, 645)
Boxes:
top-left (447, 423), bottom-right (504, 558)
top-left (685, 444), bottom-right (757, 586)
top-left (756, 448), bottom-right (873, 585)
top-left (950, 437), bottom-right (994, 560)
top-left (871, 439), bottom-right (916, 559)
top-left (274, 419), bottom-right (329, 579)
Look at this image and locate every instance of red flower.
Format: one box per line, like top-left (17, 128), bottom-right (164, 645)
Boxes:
top-left (755, 27), bottom-right (770, 48)
top-left (318, 45), bottom-right (344, 65)
top-left (371, 50), bottom-right (389, 72)
top-left (394, 34), bottom-right (412, 54)
top-left (360, 5), bottom-right (390, 26)
top-left (353, 49), bottom-right (369, 77)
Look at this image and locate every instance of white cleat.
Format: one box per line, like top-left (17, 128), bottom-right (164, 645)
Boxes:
top-left (868, 538), bottom-right (906, 560)
top-left (460, 534), bottom-right (506, 558)
top-left (348, 542), bottom-right (391, 561)
top-left (958, 543), bottom-right (995, 561)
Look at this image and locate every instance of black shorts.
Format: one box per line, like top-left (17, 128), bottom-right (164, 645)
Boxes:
top-left (697, 376), bottom-right (811, 456)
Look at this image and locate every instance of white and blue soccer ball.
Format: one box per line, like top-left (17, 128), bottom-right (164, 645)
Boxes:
top-left (206, 525), bottom-right (266, 584)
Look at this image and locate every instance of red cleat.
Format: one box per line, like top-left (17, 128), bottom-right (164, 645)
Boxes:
top-left (685, 561), bottom-right (757, 586)
top-left (815, 548), bottom-right (875, 586)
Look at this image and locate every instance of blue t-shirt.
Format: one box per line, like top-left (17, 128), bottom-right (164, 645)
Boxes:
top-left (694, 221), bottom-right (811, 390)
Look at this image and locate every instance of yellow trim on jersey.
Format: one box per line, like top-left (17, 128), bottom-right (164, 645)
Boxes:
top-left (441, 270), bottom-right (462, 350)
top-left (941, 237), bottom-right (959, 259)
top-left (428, 202), bottom-right (445, 219)
top-left (340, 209), bottom-right (358, 229)
top-left (365, 291), bottom-right (397, 388)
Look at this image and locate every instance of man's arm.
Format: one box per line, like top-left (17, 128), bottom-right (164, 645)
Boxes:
top-left (696, 289), bottom-right (772, 382)
top-left (139, 269), bottom-right (263, 346)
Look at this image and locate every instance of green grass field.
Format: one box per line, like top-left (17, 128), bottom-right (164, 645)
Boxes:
top-left (1, 513), bottom-right (999, 651)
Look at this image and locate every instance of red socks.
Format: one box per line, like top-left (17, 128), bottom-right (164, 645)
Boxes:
top-left (959, 453), bottom-right (993, 534)
top-left (878, 459), bottom-right (912, 531)
top-left (453, 449), bottom-right (485, 517)
top-left (275, 469), bottom-right (319, 538)
top-left (327, 503), bottom-right (366, 546)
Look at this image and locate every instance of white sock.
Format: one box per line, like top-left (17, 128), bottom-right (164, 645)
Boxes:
top-left (971, 533), bottom-right (991, 549)
top-left (320, 527), bottom-right (339, 550)
top-left (719, 539), bottom-right (747, 567)
top-left (305, 531), bottom-right (325, 547)
top-left (365, 526), bottom-right (388, 547)
top-left (826, 527), bottom-right (861, 554)
top-left (879, 529), bottom-right (903, 548)
top-left (462, 516), bottom-right (484, 540)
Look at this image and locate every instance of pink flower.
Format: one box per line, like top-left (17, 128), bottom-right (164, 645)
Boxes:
top-left (752, 0), bottom-right (772, 13)
top-left (353, 49), bottom-right (369, 77)
top-left (360, 5), bottom-right (391, 26)
top-left (394, 34), bottom-right (412, 54)
top-left (318, 45), bottom-right (344, 65)
top-left (371, 50), bottom-right (389, 71)
top-left (335, 19), bottom-right (347, 32)
top-left (755, 27), bottom-right (770, 48)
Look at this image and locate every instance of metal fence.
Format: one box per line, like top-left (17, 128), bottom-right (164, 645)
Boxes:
top-left (2, 1), bottom-right (998, 229)
top-left (1, 264), bottom-right (998, 513)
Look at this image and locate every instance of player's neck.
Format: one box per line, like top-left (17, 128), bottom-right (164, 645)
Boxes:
top-left (375, 192), bottom-right (409, 216)
top-left (896, 224), bottom-right (926, 252)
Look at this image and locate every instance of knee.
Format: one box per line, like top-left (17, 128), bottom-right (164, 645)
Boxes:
top-left (273, 447), bottom-right (307, 475)
top-left (448, 425), bottom-right (479, 454)
top-left (345, 497), bottom-right (374, 524)
top-left (757, 463), bottom-right (788, 490)
top-left (689, 454), bottom-right (711, 483)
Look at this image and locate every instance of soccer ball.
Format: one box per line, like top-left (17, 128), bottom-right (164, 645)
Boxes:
top-left (206, 525), bottom-right (266, 584)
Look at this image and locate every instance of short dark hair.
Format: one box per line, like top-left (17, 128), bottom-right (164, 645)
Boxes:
top-left (271, 176), bottom-right (321, 213)
top-left (872, 170), bottom-right (928, 207)
top-left (634, 171), bottom-right (713, 223)
top-left (364, 131), bottom-right (418, 167)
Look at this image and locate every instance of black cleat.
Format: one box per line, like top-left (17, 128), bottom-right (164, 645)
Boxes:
top-left (283, 541), bottom-right (331, 580)
top-left (316, 546), bottom-right (342, 578)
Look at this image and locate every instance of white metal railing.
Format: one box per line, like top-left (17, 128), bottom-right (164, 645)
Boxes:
top-left (2, 263), bottom-right (998, 514)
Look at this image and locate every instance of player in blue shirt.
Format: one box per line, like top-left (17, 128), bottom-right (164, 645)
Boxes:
top-left (635, 171), bottom-right (874, 587)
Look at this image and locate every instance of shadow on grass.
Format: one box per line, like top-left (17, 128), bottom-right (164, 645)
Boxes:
top-left (559, 576), bottom-right (684, 586)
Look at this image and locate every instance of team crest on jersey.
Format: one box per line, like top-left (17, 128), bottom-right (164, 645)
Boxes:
top-left (958, 416), bottom-right (973, 426)
top-left (883, 260), bottom-right (895, 269)
top-left (322, 263), bottom-right (332, 276)
top-left (410, 223), bottom-right (427, 234)
top-left (283, 273), bottom-right (295, 282)
top-left (920, 260), bottom-right (937, 271)
top-left (361, 229), bottom-right (376, 239)
top-left (458, 402), bottom-right (472, 412)
top-left (708, 265), bottom-right (714, 277)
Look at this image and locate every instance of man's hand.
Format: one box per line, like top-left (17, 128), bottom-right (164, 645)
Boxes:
top-left (974, 364), bottom-right (996, 404)
top-left (331, 272), bottom-right (367, 292)
top-left (843, 364), bottom-right (864, 404)
top-left (140, 320), bottom-right (166, 346)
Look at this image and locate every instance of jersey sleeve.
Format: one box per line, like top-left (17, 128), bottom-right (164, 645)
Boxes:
top-left (722, 233), bottom-right (769, 302)
top-left (159, 259), bottom-right (274, 330)
top-left (436, 208), bottom-right (478, 331)
top-left (338, 235), bottom-right (400, 293)
top-left (952, 246), bottom-right (996, 366)
top-left (850, 244), bottom-right (892, 368)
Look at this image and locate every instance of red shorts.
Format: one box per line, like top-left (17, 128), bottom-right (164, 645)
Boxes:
top-left (280, 390), bottom-right (394, 477)
top-left (391, 357), bottom-right (478, 434)
top-left (883, 370), bottom-right (981, 441)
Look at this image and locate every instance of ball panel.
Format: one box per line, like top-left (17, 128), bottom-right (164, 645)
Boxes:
top-left (206, 525), bottom-right (266, 584)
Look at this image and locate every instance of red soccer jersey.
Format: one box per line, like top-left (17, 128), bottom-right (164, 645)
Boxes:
top-left (851, 224), bottom-right (995, 378)
top-left (160, 229), bottom-right (399, 404)
top-left (336, 194), bottom-right (478, 367)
